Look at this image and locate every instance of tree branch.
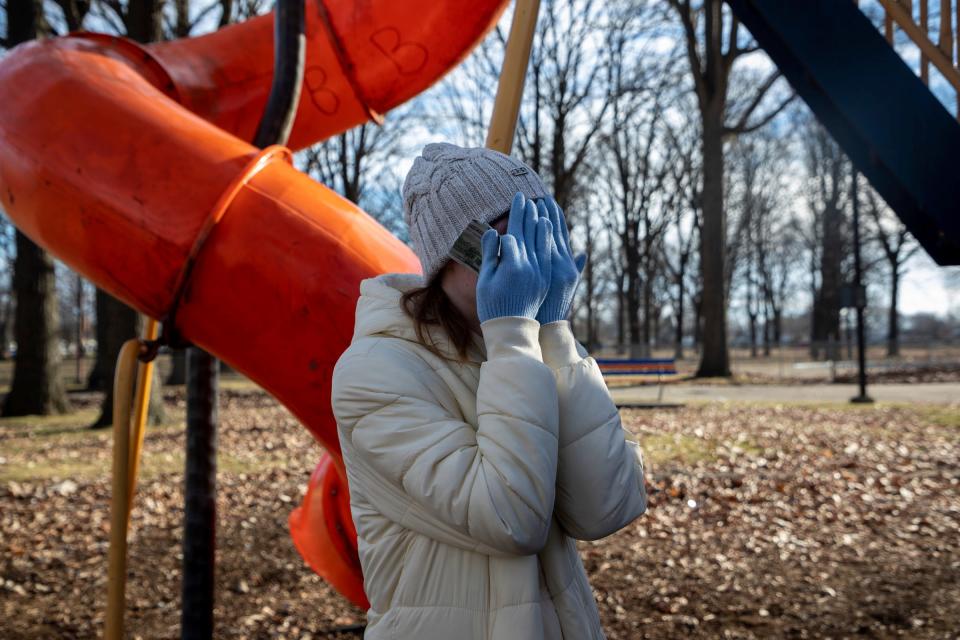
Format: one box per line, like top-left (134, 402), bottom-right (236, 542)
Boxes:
top-left (725, 91), bottom-right (795, 137)
top-left (191, 0), bottom-right (223, 32)
top-left (667, 0), bottom-right (707, 108)
top-left (725, 71), bottom-right (781, 131)
top-left (722, 15), bottom-right (739, 70)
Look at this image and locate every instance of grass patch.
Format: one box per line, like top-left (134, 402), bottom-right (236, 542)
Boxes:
top-left (218, 376), bottom-right (263, 392)
top-left (0, 449), bottom-right (293, 483)
top-left (0, 408), bottom-right (186, 443)
top-left (923, 406), bottom-right (960, 429)
top-left (639, 433), bottom-right (716, 466)
top-left (1, 458), bottom-right (107, 483)
top-left (0, 408), bottom-right (101, 432)
top-left (634, 431), bottom-right (765, 468)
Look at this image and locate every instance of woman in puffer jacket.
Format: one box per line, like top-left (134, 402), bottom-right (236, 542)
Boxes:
top-left (332, 143), bottom-right (647, 639)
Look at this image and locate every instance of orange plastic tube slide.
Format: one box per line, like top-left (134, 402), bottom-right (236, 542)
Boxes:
top-left (0, 0), bottom-right (509, 608)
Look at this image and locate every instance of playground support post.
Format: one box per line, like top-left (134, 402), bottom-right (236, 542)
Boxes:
top-left (105, 316), bottom-right (158, 640)
top-left (485, 0), bottom-right (541, 153)
top-left (180, 0), bottom-right (305, 637)
top-left (252, 0), bottom-right (306, 147)
top-left (105, 340), bottom-right (139, 640)
top-left (181, 348), bottom-right (219, 640)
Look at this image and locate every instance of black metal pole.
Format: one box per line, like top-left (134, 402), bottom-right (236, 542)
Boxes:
top-left (182, 347), bottom-right (219, 639)
top-left (850, 169), bottom-right (873, 404)
top-left (179, 0), bottom-right (305, 638)
top-left (252, 0), bottom-right (306, 149)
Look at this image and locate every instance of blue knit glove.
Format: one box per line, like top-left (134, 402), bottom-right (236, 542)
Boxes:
top-left (476, 192), bottom-right (553, 323)
top-left (535, 197), bottom-right (587, 324)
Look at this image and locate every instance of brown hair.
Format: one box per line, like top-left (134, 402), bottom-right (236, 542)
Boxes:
top-left (400, 268), bottom-right (475, 362)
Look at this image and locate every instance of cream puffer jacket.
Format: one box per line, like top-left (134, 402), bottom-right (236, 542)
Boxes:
top-left (332, 273), bottom-right (647, 639)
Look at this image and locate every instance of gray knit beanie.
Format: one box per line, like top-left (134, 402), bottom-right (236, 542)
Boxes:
top-left (402, 142), bottom-right (549, 282)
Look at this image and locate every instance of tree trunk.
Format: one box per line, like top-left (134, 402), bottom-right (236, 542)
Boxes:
top-left (87, 289), bottom-right (109, 390)
top-left (813, 203), bottom-right (843, 360)
top-left (808, 247), bottom-right (819, 358)
top-left (584, 223), bottom-right (596, 351)
top-left (167, 348), bottom-right (187, 385)
top-left (887, 263), bottom-right (900, 357)
top-left (761, 297), bottom-right (772, 357)
top-left (125, 0), bottom-right (163, 43)
top-left (3, 231), bottom-right (71, 416)
top-left (773, 306), bottom-right (782, 347)
top-left (696, 114), bottom-right (730, 376)
top-left (627, 282), bottom-right (641, 358)
top-left (626, 243), bottom-right (642, 359)
top-left (641, 268), bottom-right (653, 358)
top-left (692, 289), bottom-right (703, 350)
top-left (653, 308), bottom-right (660, 353)
top-left (674, 260), bottom-right (685, 360)
top-left (616, 269), bottom-right (626, 354)
top-left (174, 0), bottom-right (189, 37)
top-left (0, 297), bottom-right (12, 359)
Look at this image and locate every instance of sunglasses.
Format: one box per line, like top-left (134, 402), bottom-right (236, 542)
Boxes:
top-left (448, 219), bottom-right (494, 274)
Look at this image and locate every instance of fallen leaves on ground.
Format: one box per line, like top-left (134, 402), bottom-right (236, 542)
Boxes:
top-left (1, 388), bottom-right (958, 639)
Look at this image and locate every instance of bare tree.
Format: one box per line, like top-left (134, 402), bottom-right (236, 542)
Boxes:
top-left (756, 211), bottom-right (802, 354)
top-left (728, 131), bottom-right (795, 357)
top-left (657, 110), bottom-right (701, 361)
top-left (512, 0), bottom-right (613, 216)
top-left (803, 120), bottom-right (849, 360)
top-left (865, 188), bottom-right (919, 357)
top-left (437, 0), bottom-right (612, 221)
top-left (666, 0), bottom-right (793, 376)
top-left (603, 89), bottom-right (674, 357)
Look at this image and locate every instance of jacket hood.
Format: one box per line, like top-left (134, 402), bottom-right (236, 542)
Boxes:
top-left (352, 273), bottom-right (485, 362)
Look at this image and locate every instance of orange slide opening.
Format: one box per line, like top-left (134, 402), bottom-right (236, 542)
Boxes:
top-left (0, 0), bottom-right (510, 609)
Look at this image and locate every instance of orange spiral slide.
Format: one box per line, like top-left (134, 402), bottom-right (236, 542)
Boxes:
top-left (0, 0), bottom-right (510, 609)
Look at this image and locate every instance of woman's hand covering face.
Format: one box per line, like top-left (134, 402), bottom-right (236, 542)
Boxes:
top-left (475, 192), bottom-right (553, 323)
top-left (534, 197), bottom-right (586, 324)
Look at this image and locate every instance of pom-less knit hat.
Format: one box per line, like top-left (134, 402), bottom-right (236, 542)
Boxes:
top-left (402, 142), bottom-right (549, 283)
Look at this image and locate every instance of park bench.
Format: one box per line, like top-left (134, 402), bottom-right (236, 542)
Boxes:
top-left (596, 357), bottom-right (678, 404)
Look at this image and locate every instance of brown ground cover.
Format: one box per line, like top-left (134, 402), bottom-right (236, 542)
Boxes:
top-left (1, 386), bottom-right (957, 639)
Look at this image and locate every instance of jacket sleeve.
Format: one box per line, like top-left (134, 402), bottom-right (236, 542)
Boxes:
top-left (332, 316), bottom-right (559, 557)
top-left (538, 321), bottom-right (647, 540)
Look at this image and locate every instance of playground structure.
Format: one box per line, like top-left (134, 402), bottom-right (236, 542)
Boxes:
top-left (1, 0), bottom-right (959, 636)
top-left (0, 0), bottom-right (540, 633)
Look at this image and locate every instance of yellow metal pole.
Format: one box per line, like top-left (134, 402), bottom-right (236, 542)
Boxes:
top-left (485, 0), bottom-right (541, 153)
top-left (105, 315), bottom-right (159, 639)
top-left (105, 338), bottom-right (141, 640)
top-left (127, 317), bottom-right (159, 514)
